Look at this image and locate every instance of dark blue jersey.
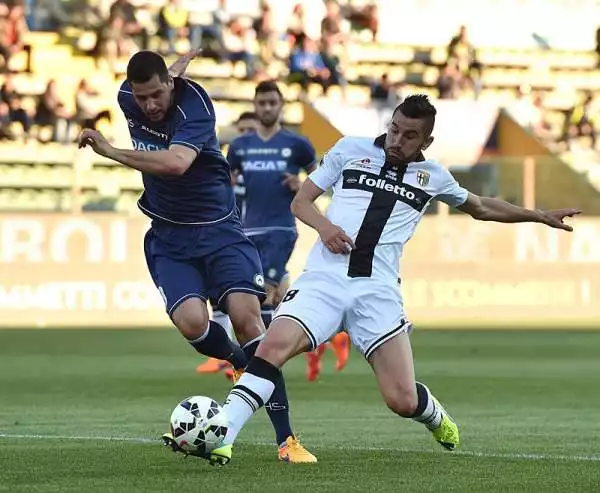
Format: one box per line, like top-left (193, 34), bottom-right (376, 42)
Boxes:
top-left (227, 129), bottom-right (316, 235)
top-left (118, 77), bottom-right (235, 225)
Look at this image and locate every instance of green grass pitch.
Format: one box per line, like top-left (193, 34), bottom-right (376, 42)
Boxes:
top-left (1, 329), bottom-right (599, 492)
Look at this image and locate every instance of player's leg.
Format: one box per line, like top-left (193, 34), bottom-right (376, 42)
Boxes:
top-left (206, 237), bottom-right (314, 460)
top-left (143, 229), bottom-right (246, 371)
top-left (305, 343), bottom-right (326, 382)
top-left (213, 270), bottom-right (346, 465)
top-left (196, 298), bottom-right (234, 374)
top-left (252, 230), bottom-right (297, 327)
top-left (331, 330), bottom-right (350, 371)
top-left (369, 332), bottom-right (459, 450)
top-left (346, 280), bottom-right (459, 450)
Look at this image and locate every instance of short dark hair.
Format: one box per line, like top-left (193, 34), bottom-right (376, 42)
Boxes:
top-left (237, 111), bottom-right (258, 122)
top-left (393, 94), bottom-right (437, 135)
top-left (254, 80), bottom-right (283, 100)
top-left (127, 51), bottom-right (170, 84)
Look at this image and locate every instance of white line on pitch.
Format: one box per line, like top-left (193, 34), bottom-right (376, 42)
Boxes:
top-left (1, 432), bottom-right (599, 463)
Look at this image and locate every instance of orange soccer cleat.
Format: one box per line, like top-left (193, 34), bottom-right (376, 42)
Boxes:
top-left (196, 358), bottom-right (231, 374)
top-left (305, 344), bottom-right (327, 382)
top-left (331, 332), bottom-right (350, 371)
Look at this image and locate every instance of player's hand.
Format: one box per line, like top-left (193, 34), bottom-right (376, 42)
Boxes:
top-left (78, 129), bottom-right (113, 157)
top-left (168, 50), bottom-right (202, 77)
top-left (538, 208), bottom-right (581, 231)
top-left (282, 172), bottom-right (301, 192)
top-left (318, 222), bottom-right (355, 254)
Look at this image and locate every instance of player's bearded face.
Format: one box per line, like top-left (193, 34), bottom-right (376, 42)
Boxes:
top-left (131, 75), bottom-right (174, 122)
top-left (254, 92), bottom-right (283, 127)
top-left (384, 112), bottom-right (433, 165)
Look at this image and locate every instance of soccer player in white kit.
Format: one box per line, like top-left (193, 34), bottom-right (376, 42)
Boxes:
top-left (207, 95), bottom-right (580, 465)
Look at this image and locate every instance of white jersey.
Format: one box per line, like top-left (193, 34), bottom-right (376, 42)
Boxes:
top-left (307, 135), bottom-right (469, 283)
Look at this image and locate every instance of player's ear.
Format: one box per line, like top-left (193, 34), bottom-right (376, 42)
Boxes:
top-left (422, 136), bottom-right (433, 150)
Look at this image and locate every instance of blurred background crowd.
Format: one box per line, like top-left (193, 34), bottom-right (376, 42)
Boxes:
top-left (1, 0), bottom-right (600, 213)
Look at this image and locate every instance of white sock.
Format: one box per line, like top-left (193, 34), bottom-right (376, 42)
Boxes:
top-left (212, 310), bottom-right (235, 342)
top-left (412, 382), bottom-right (443, 430)
top-left (222, 372), bottom-right (275, 445)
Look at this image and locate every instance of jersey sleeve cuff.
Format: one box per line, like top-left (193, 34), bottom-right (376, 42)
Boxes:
top-left (170, 141), bottom-right (202, 154)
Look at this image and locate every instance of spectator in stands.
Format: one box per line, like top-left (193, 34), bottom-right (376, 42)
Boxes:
top-left (0, 2), bottom-right (28, 73)
top-left (320, 36), bottom-right (347, 98)
top-left (159, 0), bottom-right (189, 55)
top-left (563, 92), bottom-right (597, 150)
top-left (370, 73), bottom-right (392, 105)
top-left (447, 25), bottom-right (478, 78)
top-left (35, 79), bottom-right (71, 144)
top-left (345, 2), bottom-right (378, 42)
top-left (223, 18), bottom-right (257, 80)
top-left (108, 0), bottom-right (148, 51)
top-left (253, 0), bottom-right (276, 64)
top-left (508, 85), bottom-right (552, 142)
top-left (289, 34), bottom-right (330, 98)
top-left (287, 3), bottom-right (306, 48)
top-left (596, 26), bottom-right (600, 67)
top-left (436, 59), bottom-right (461, 100)
top-left (1, 74), bottom-right (30, 137)
top-left (75, 79), bottom-right (112, 131)
top-left (321, 0), bottom-right (348, 47)
top-left (96, 11), bottom-right (137, 71)
top-left (0, 100), bottom-right (10, 139)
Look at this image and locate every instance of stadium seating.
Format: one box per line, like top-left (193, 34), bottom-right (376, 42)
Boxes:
top-left (1, 0), bottom-right (600, 211)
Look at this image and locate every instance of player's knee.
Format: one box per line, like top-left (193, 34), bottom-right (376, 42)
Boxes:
top-left (226, 292), bottom-right (264, 342)
top-left (255, 319), bottom-right (309, 367)
top-left (171, 300), bottom-right (210, 340)
top-left (382, 386), bottom-right (418, 417)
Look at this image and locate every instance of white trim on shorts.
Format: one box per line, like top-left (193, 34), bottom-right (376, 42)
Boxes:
top-left (167, 293), bottom-right (207, 318)
top-left (272, 314), bottom-right (317, 350)
top-left (217, 287), bottom-right (266, 306)
top-left (364, 319), bottom-right (412, 360)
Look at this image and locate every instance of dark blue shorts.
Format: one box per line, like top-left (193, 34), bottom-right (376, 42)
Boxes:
top-left (144, 217), bottom-right (266, 318)
top-left (249, 230), bottom-right (297, 286)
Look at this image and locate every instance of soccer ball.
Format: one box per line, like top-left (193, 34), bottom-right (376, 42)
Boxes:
top-left (169, 396), bottom-right (228, 455)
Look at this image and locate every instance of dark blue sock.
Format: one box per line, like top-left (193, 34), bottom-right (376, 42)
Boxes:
top-left (261, 305), bottom-right (275, 328)
top-left (243, 339), bottom-right (293, 445)
top-left (188, 321), bottom-right (247, 370)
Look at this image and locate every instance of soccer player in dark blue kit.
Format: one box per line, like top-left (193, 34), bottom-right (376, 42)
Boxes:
top-left (228, 81), bottom-right (316, 323)
top-left (77, 51), bottom-right (316, 463)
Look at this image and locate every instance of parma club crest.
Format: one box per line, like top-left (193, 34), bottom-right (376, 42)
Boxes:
top-left (416, 170), bottom-right (430, 187)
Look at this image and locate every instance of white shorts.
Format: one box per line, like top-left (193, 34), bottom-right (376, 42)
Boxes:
top-left (273, 270), bottom-right (411, 359)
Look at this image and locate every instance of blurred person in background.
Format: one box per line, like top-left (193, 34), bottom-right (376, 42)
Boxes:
top-left (563, 92), bottom-right (597, 150)
top-left (319, 36), bottom-right (347, 99)
top-left (0, 1), bottom-right (28, 73)
top-left (286, 3), bottom-right (306, 49)
top-left (447, 25), bottom-right (478, 78)
top-left (253, 0), bottom-right (276, 64)
top-left (35, 79), bottom-right (71, 143)
top-left (1, 74), bottom-right (30, 138)
top-left (345, 1), bottom-right (378, 41)
top-left (288, 34), bottom-right (330, 98)
top-left (108, 0), bottom-right (148, 51)
top-left (321, 0), bottom-right (348, 47)
top-left (223, 18), bottom-right (257, 79)
top-left (436, 59), bottom-right (461, 100)
top-left (75, 79), bottom-right (112, 131)
top-left (159, 0), bottom-right (189, 56)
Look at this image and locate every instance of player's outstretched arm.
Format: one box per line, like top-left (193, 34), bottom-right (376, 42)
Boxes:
top-left (457, 192), bottom-right (581, 231)
top-left (167, 50), bottom-right (201, 78)
top-left (291, 179), bottom-right (355, 254)
top-left (78, 129), bottom-right (196, 176)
